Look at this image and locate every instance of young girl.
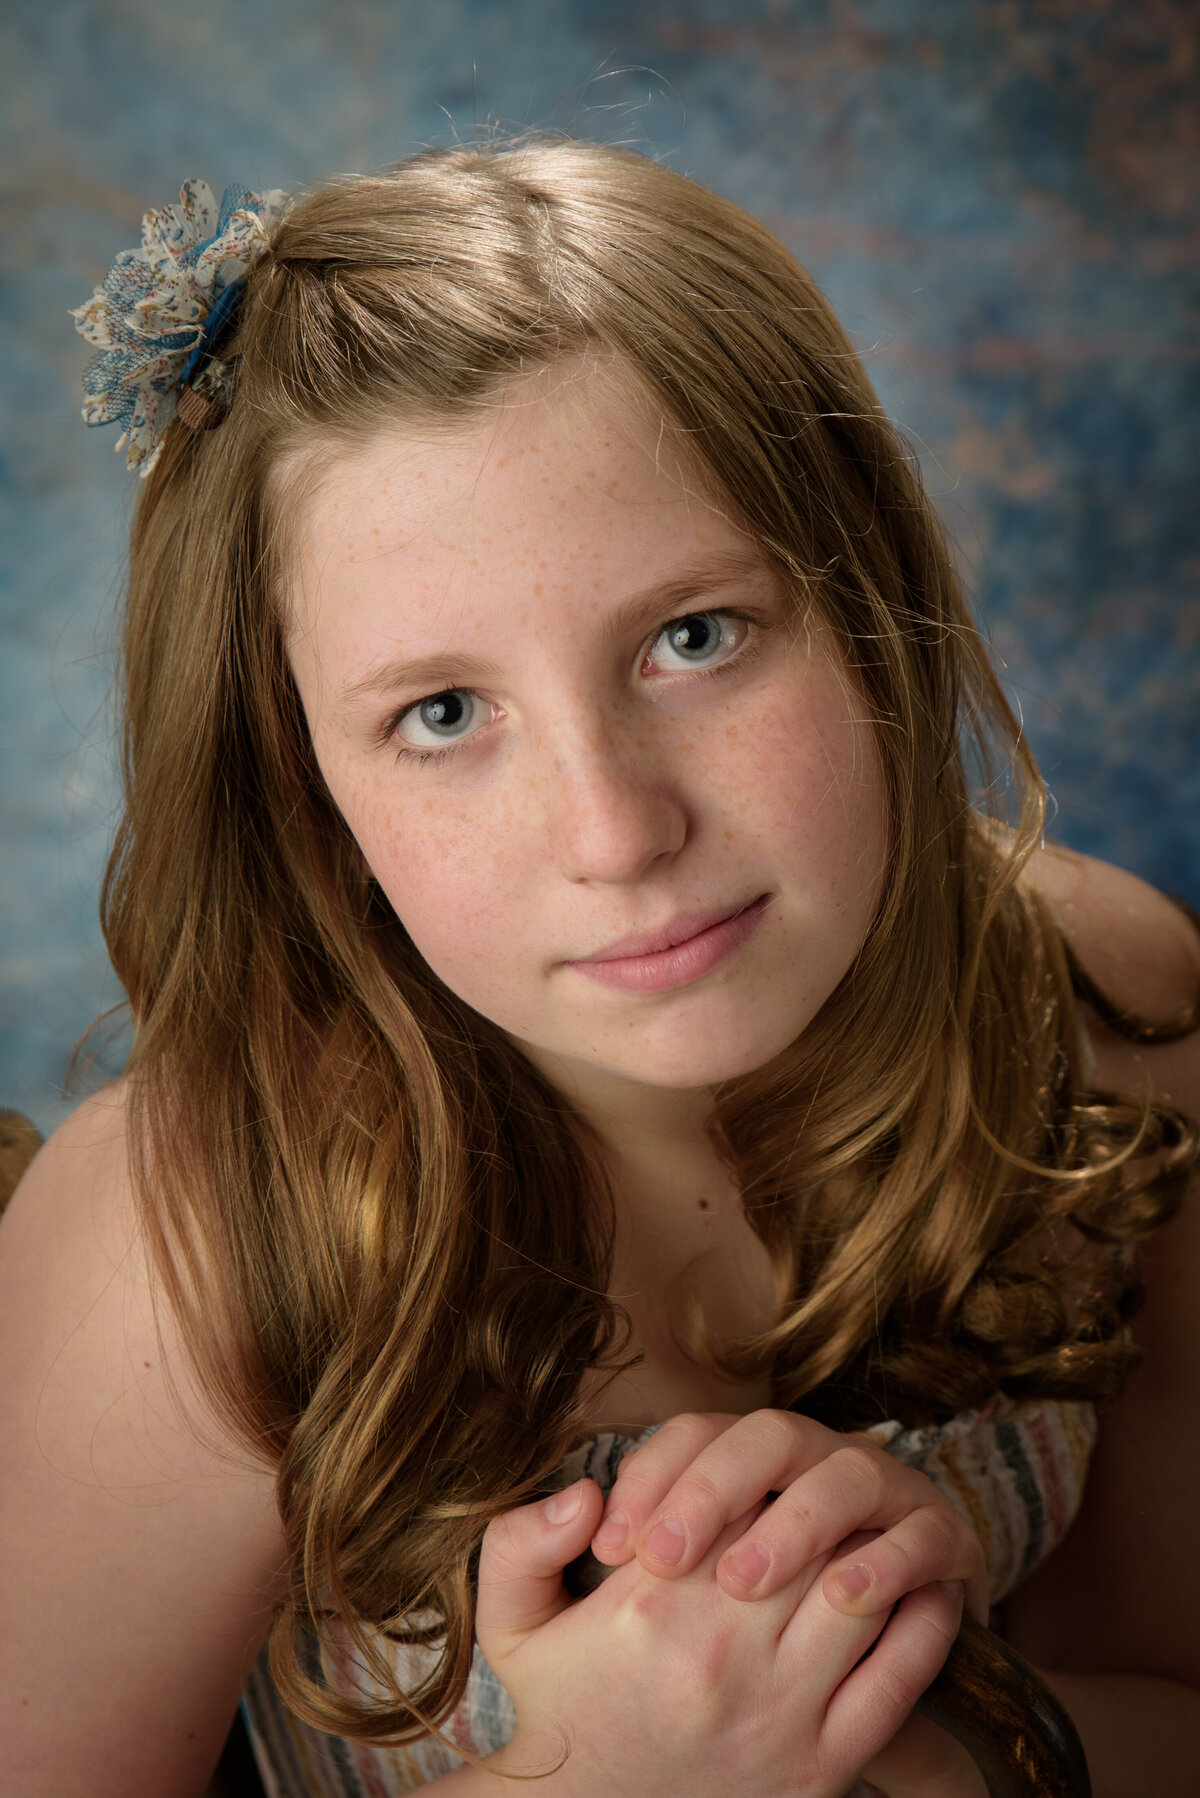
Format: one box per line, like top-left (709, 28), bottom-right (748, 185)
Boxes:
top-left (2, 140), bottom-right (1197, 1798)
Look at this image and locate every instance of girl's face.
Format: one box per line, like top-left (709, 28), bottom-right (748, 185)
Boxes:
top-left (286, 363), bottom-right (887, 1109)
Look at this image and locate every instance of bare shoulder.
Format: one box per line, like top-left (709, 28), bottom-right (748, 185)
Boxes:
top-left (1025, 842), bottom-right (1200, 1122)
top-left (0, 1086), bottom-right (286, 1794)
top-left (1025, 841), bottom-right (1199, 1023)
top-left (0, 1082), bottom-right (229, 1468)
top-left (1, 1083), bottom-right (140, 1293)
top-left (1, 1083), bottom-right (144, 1390)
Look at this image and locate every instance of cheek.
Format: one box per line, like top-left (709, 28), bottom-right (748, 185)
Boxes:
top-left (329, 760), bottom-right (536, 1000)
top-left (721, 676), bottom-right (888, 909)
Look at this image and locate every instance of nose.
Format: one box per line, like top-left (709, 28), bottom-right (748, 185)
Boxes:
top-left (542, 716), bottom-right (689, 886)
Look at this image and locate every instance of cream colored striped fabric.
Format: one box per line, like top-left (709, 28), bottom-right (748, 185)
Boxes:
top-left (242, 1396), bottom-right (1097, 1796)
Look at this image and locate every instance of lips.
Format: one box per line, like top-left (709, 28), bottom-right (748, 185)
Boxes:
top-left (564, 894), bottom-right (772, 997)
top-left (572, 895), bottom-right (769, 963)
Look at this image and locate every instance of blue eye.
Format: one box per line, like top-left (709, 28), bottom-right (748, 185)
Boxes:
top-left (650, 611), bottom-right (743, 671)
top-left (396, 689), bottom-right (489, 751)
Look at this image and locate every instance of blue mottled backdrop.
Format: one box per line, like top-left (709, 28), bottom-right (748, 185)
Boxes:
top-left (2, 0), bottom-right (1197, 1131)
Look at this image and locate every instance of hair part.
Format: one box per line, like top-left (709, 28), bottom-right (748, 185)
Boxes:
top-left (105, 138), bottom-right (1197, 1744)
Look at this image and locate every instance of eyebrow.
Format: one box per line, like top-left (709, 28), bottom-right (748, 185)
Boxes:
top-left (336, 547), bottom-right (772, 711)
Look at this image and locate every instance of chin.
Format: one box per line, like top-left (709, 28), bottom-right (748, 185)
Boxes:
top-left (596, 1015), bottom-right (811, 1092)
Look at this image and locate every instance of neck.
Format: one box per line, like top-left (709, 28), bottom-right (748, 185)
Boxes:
top-left (520, 1049), bottom-right (778, 1435)
top-left (520, 1044), bottom-right (738, 1238)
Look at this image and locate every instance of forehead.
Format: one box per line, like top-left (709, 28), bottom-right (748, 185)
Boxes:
top-left (282, 359), bottom-right (765, 660)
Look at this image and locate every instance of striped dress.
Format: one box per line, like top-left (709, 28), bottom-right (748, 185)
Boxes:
top-left (242, 1394), bottom-right (1097, 1796)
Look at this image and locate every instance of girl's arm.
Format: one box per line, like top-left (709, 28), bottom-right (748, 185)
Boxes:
top-left (1002, 848), bottom-right (1200, 1795)
top-left (0, 1086), bottom-right (287, 1798)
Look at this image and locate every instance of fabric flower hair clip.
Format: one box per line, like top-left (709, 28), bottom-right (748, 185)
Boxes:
top-left (70, 179), bottom-right (289, 476)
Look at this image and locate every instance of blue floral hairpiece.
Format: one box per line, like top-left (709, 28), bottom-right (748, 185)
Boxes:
top-left (70, 179), bottom-right (289, 476)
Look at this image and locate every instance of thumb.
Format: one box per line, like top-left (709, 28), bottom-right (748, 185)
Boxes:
top-left (476, 1478), bottom-right (604, 1661)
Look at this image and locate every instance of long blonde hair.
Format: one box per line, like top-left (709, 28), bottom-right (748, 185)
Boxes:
top-left (104, 139), bottom-right (1195, 1740)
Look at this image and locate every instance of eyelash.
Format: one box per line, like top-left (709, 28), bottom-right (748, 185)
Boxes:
top-left (391, 742), bottom-right (459, 769)
top-left (383, 609), bottom-right (763, 766)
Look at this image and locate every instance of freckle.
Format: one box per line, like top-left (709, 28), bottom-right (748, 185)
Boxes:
top-left (698, 1198), bottom-right (709, 1210)
top-left (143, 1360), bottom-right (151, 1369)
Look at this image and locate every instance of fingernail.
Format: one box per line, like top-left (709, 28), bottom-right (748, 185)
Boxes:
top-left (593, 1509), bottom-right (628, 1555)
top-left (645, 1515), bottom-right (687, 1565)
top-left (545, 1482), bottom-right (582, 1525)
top-left (725, 1542), bottom-right (771, 1591)
top-left (833, 1562), bottom-right (873, 1603)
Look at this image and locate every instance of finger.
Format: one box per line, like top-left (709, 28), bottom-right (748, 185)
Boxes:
top-left (475, 1479), bottom-right (605, 1661)
top-left (598, 1408), bottom-right (839, 1574)
top-left (687, 1499), bottom-right (774, 1574)
top-left (822, 1505), bottom-right (989, 1625)
top-left (590, 1412), bottom-right (748, 1564)
top-left (821, 1580), bottom-right (964, 1769)
top-left (860, 1707), bottom-right (988, 1798)
top-left (712, 1442), bottom-right (976, 1602)
top-left (765, 1560), bottom-right (892, 1694)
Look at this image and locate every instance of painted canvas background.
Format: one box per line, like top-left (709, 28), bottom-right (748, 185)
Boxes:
top-left (2, 0), bottom-right (1197, 1131)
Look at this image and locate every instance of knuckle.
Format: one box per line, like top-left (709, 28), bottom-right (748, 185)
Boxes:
top-left (627, 1581), bottom-right (670, 1626)
top-left (625, 1415), bottom-right (709, 1475)
top-left (614, 1590), bottom-right (734, 1734)
top-left (666, 1466), bottom-right (725, 1520)
top-left (482, 1507), bottom-right (520, 1551)
top-left (833, 1442), bottom-right (887, 1505)
top-left (693, 1621), bottom-right (738, 1691)
top-left (870, 1532), bottom-right (917, 1587)
top-left (479, 1508), bottom-right (526, 1575)
top-left (927, 1501), bottom-right (983, 1572)
top-left (611, 1414), bottom-right (729, 1507)
top-left (660, 1411), bottom-right (732, 1450)
top-left (872, 1656), bottom-right (925, 1723)
top-left (749, 1406), bottom-right (806, 1452)
top-left (918, 1584), bottom-right (962, 1649)
top-left (609, 1463), bottom-right (658, 1509)
top-left (920, 1502), bottom-right (963, 1556)
top-left (754, 1406), bottom-right (798, 1431)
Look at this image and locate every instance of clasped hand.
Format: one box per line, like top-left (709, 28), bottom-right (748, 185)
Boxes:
top-left (475, 1410), bottom-right (989, 1797)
